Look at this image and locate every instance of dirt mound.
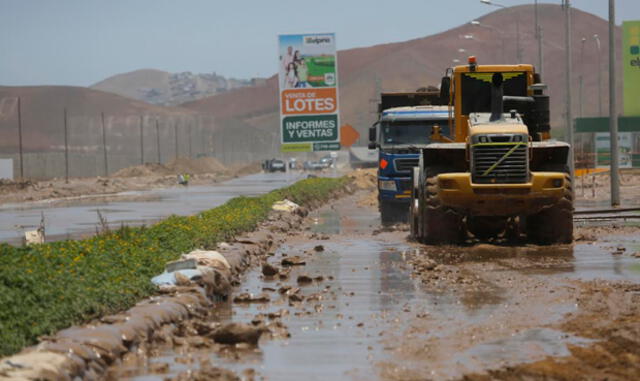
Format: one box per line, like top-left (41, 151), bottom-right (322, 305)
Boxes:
top-left (166, 157), bottom-right (227, 175)
top-left (227, 162), bottom-right (262, 177)
top-left (111, 163), bottom-right (174, 178)
top-left (347, 168), bottom-right (377, 190)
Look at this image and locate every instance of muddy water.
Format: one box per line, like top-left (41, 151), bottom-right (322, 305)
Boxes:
top-left (0, 172), bottom-right (305, 245)
top-left (108, 193), bottom-right (640, 380)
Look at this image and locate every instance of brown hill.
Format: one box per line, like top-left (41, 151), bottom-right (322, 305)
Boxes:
top-left (183, 4), bottom-right (622, 142)
top-left (91, 69), bottom-right (258, 106)
top-left (90, 69), bottom-right (171, 103)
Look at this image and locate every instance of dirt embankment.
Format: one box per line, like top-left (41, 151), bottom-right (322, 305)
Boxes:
top-left (0, 157), bottom-right (261, 205)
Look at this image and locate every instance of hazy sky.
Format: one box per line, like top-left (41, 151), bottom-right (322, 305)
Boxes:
top-left (1, 0), bottom-right (638, 86)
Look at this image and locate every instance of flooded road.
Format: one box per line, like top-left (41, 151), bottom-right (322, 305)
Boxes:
top-left (107, 191), bottom-right (640, 380)
top-left (0, 172), bottom-right (305, 245)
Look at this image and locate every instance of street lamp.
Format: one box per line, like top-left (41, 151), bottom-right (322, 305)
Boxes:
top-left (534, 0), bottom-right (544, 76)
top-left (479, 0), bottom-right (521, 63)
top-left (480, 0), bottom-right (506, 8)
top-left (579, 37), bottom-right (586, 118)
top-left (470, 20), bottom-right (506, 62)
top-left (608, 0), bottom-right (619, 206)
top-left (593, 34), bottom-right (603, 117)
top-left (562, 0), bottom-right (575, 179)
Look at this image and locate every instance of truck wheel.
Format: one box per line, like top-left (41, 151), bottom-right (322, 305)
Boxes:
top-left (380, 200), bottom-right (403, 226)
top-left (526, 173), bottom-right (573, 244)
top-left (421, 173), bottom-right (465, 244)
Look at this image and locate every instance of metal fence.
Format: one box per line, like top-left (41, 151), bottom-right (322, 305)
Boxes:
top-left (0, 100), bottom-right (282, 180)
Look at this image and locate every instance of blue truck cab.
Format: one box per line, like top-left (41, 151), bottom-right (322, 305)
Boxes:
top-left (369, 96), bottom-right (450, 224)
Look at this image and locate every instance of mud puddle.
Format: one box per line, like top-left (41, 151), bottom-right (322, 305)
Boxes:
top-left (108, 196), bottom-right (432, 380)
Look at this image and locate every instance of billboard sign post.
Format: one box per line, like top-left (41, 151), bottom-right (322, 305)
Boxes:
top-left (278, 33), bottom-right (340, 152)
top-left (623, 21), bottom-right (640, 116)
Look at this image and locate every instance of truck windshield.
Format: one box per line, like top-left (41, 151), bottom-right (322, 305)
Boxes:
top-left (381, 120), bottom-right (449, 146)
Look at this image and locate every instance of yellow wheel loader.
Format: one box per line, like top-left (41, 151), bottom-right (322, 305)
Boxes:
top-left (411, 58), bottom-right (573, 245)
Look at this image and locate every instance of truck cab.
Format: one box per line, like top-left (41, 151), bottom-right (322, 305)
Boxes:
top-left (370, 100), bottom-right (450, 224)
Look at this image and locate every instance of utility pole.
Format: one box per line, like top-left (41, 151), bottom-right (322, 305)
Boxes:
top-left (563, 0), bottom-right (575, 178)
top-left (155, 119), bottom-right (161, 164)
top-left (594, 34), bottom-right (603, 116)
top-left (609, 0), bottom-right (619, 206)
top-left (534, 0), bottom-right (544, 76)
top-left (516, 18), bottom-right (522, 63)
top-left (139, 116), bottom-right (144, 165)
top-left (101, 112), bottom-right (108, 176)
top-left (64, 108), bottom-right (69, 183)
top-left (17, 97), bottom-right (24, 179)
top-left (188, 124), bottom-right (193, 158)
top-left (174, 122), bottom-right (179, 160)
top-left (579, 38), bottom-right (586, 118)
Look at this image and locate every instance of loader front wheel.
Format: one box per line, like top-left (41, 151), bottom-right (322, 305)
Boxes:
top-left (526, 174), bottom-right (573, 244)
top-left (420, 172), bottom-right (465, 245)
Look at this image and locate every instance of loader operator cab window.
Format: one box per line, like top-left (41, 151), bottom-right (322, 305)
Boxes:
top-left (381, 120), bottom-right (450, 146)
top-left (460, 72), bottom-right (528, 115)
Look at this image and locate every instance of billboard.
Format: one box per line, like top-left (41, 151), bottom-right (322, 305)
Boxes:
top-left (595, 132), bottom-right (633, 168)
top-left (623, 21), bottom-right (640, 116)
top-left (278, 33), bottom-right (340, 152)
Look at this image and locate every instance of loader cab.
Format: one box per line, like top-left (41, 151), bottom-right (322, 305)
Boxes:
top-left (441, 58), bottom-right (549, 142)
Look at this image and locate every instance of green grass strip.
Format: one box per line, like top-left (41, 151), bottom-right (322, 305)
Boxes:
top-left (0, 176), bottom-right (348, 356)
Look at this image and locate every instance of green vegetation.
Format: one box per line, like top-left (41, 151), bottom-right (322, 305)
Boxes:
top-left (0, 177), bottom-right (347, 356)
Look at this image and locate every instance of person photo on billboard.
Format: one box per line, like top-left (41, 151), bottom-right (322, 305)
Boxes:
top-left (281, 45), bottom-right (295, 88)
top-left (295, 58), bottom-right (308, 88)
top-left (285, 62), bottom-right (298, 89)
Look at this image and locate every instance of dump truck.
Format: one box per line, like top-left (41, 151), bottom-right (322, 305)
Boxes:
top-left (411, 58), bottom-right (573, 244)
top-left (368, 90), bottom-right (449, 224)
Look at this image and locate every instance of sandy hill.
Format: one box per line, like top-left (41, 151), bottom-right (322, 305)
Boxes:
top-left (90, 69), bottom-right (171, 104)
top-left (182, 4), bottom-right (622, 142)
top-left (91, 69), bottom-right (258, 106)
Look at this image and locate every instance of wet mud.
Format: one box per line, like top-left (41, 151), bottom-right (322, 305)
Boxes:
top-left (101, 188), bottom-right (640, 381)
top-left (100, 187), bottom-right (639, 380)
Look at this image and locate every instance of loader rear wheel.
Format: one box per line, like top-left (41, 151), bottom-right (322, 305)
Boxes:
top-left (420, 171), bottom-right (465, 245)
top-left (526, 174), bottom-right (573, 244)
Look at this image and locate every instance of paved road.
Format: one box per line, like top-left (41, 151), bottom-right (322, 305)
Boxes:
top-left (0, 172), bottom-right (306, 245)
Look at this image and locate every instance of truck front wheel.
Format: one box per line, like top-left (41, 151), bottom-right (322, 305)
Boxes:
top-left (380, 200), bottom-right (407, 226)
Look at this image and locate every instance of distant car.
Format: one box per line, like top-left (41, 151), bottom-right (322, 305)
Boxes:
top-left (267, 159), bottom-right (286, 172)
top-left (319, 156), bottom-right (333, 169)
top-left (303, 161), bottom-right (324, 171)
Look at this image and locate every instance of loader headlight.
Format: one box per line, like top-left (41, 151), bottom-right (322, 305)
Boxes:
top-left (379, 180), bottom-right (397, 191)
top-left (478, 135), bottom-right (489, 143)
